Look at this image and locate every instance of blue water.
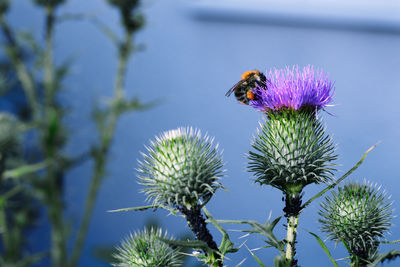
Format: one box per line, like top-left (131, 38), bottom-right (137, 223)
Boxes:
top-left (5, 0), bottom-right (400, 266)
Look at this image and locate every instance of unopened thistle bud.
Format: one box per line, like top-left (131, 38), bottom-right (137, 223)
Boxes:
top-left (319, 182), bottom-right (393, 261)
top-left (112, 228), bottom-right (183, 267)
top-left (248, 66), bottom-right (336, 196)
top-left (138, 127), bottom-right (224, 209)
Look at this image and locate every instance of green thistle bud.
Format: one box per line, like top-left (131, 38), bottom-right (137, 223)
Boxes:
top-left (319, 182), bottom-right (393, 261)
top-left (138, 127), bottom-right (224, 209)
top-left (248, 110), bottom-right (336, 196)
top-left (0, 112), bottom-right (19, 155)
top-left (113, 228), bottom-right (183, 267)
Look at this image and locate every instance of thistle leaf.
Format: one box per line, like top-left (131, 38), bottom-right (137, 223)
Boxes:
top-left (3, 161), bottom-right (47, 180)
top-left (158, 238), bottom-right (209, 250)
top-left (367, 250), bottom-right (400, 267)
top-left (301, 143), bottom-right (377, 211)
top-left (217, 216), bottom-right (284, 253)
top-left (308, 231), bottom-right (338, 267)
top-left (202, 205), bottom-right (237, 254)
top-left (107, 205), bottom-right (158, 213)
top-left (244, 244), bottom-right (267, 267)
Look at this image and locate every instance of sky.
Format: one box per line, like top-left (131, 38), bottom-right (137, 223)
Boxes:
top-left (4, 0), bottom-right (400, 266)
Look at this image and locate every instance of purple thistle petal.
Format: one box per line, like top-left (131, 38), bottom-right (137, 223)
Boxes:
top-left (250, 65), bottom-right (334, 112)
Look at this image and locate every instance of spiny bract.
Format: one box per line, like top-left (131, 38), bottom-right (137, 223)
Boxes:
top-left (319, 182), bottom-right (393, 261)
top-left (112, 228), bottom-right (182, 267)
top-left (138, 127), bottom-right (224, 209)
top-left (248, 110), bottom-right (336, 195)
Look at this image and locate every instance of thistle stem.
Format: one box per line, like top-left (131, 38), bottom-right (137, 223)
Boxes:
top-left (0, 185), bottom-right (22, 261)
top-left (0, 15), bottom-right (40, 121)
top-left (44, 6), bottom-right (55, 109)
top-left (69, 28), bottom-right (134, 267)
top-left (283, 193), bottom-right (302, 267)
top-left (285, 214), bottom-right (299, 265)
top-left (40, 7), bottom-right (69, 266)
top-left (178, 205), bottom-right (222, 267)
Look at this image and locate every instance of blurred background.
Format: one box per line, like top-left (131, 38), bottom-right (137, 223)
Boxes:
top-left (2, 0), bottom-right (400, 266)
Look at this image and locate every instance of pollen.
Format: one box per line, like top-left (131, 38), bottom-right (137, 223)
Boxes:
top-left (246, 90), bottom-right (255, 100)
top-left (241, 70), bottom-right (258, 80)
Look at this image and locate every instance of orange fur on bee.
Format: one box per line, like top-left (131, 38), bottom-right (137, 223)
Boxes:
top-left (241, 70), bottom-right (259, 80)
top-left (246, 91), bottom-right (255, 100)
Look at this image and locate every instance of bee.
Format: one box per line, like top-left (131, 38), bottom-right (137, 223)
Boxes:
top-left (226, 70), bottom-right (268, 105)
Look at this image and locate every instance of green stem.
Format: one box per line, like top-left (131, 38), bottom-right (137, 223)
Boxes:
top-left (0, 186), bottom-right (23, 262)
top-left (0, 207), bottom-right (10, 257)
top-left (114, 29), bottom-right (133, 97)
top-left (44, 6), bottom-right (55, 109)
top-left (48, 172), bottom-right (67, 267)
top-left (69, 29), bottom-right (134, 267)
top-left (0, 15), bottom-right (40, 121)
top-left (42, 7), bottom-right (67, 267)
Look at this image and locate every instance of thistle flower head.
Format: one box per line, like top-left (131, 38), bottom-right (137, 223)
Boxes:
top-left (138, 127), bottom-right (224, 209)
top-left (250, 65), bottom-right (334, 113)
top-left (319, 182), bottom-right (393, 261)
top-left (113, 228), bottom-right (183, 267)
top-left (0, 112), bottom-right (19, 155)
top-left (248, 110), bottom-right (336, 196)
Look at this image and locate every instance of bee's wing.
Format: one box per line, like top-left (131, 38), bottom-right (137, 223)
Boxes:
top-left (225, 80), bottom-right (244, 97)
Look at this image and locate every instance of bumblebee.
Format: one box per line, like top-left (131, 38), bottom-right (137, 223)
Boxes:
top-left (225, 70), bottom-right (268, 105)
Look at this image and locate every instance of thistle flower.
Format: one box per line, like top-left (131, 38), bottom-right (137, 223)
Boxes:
top-left (138, 127), bottom-right (224, 209)
top-left (0, 112), bottom-right (19, 155)
top-left (250, 65), bottom-right (334, 112)
top-left (319, 182), bottom-right (393, 262)
top-left (113, 228), bottom-right (183, 267)
top-left (248, 110), bottom-right (336, 196)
